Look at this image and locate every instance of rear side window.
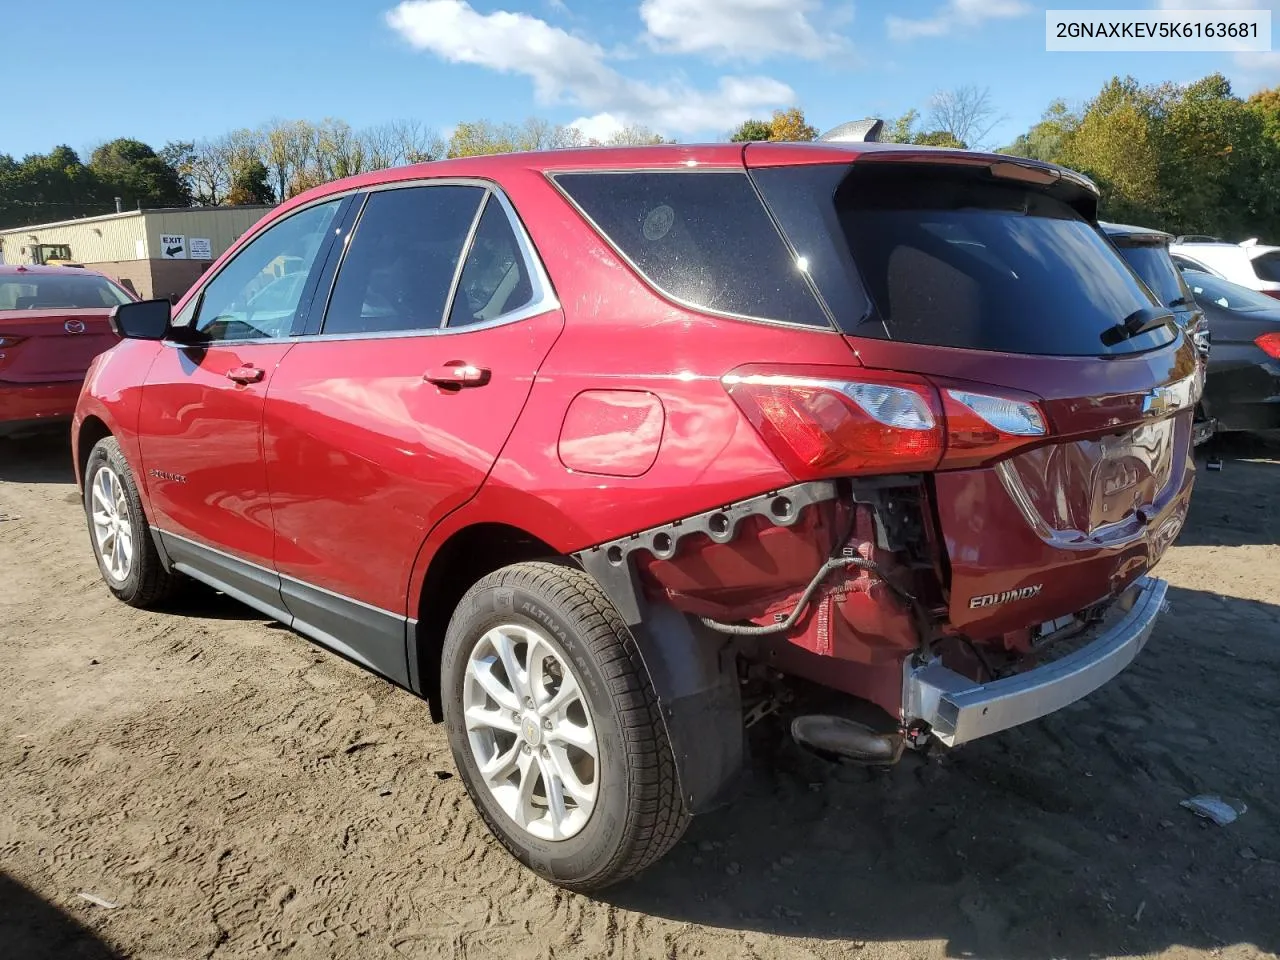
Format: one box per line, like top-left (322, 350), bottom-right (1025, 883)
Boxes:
top-left (1112, 241), bottom-right (1190, 308)
top-left (553, 171), bottom-right (830, 328)
top-left (757, 166), bottom-right (1172, 356)
top-left (1252, 252), bottom-right (1280, 283)
top-left (324, 185), bottom-right (485, 336)
top-left (0, 274), bottom-right (131, 310)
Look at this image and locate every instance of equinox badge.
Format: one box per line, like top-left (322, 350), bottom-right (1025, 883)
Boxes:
top-left (969, 584), bottom-right (1044, 609)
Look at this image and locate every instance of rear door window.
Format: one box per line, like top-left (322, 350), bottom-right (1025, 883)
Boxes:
top-left (754, 165), bottom-right (1175, 356)
top-left (323, 185), bottom-right (486, 336)
top-left (553, 171), bottom-right (830, 328)
top-left (448, 196), bottom-right (535, 327)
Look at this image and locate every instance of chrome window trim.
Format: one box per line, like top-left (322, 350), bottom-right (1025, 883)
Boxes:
top-left (164, 176), bottom-right (561, 347)
top-left (310, 177), bottom-right (560, 342)
top-left (545, 169), bottom-right (839, 334)
top-left (440, 192), bottom-right (491, 328)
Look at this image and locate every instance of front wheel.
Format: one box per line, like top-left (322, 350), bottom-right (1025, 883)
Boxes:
top-left (441, 561), bottom-right (689, 891)
top-left (84, 436), bottom-right (176, 608)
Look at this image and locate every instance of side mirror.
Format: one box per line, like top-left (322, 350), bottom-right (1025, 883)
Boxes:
top-left (109, 299), bottom-right (172, 340)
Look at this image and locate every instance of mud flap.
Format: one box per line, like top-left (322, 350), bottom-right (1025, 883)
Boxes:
top-left (626, 603), bottom-right (744, 815)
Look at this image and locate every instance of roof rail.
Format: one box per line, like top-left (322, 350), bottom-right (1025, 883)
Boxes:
top-left (819, 119), bottom-right (885, 143)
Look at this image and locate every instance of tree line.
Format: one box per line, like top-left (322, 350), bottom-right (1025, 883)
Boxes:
top-left (728, 75), bottom-right (1280, 242)
top-left (0, 117), bottom-right (666, 228)
top-left (3, 73), bottom-right (1279, 242)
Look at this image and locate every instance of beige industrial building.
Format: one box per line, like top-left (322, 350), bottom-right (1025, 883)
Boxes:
top-left (0, 205), bottom-right (273, 301)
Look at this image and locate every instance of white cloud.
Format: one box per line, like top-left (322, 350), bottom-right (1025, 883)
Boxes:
top-left (887, 0), bottom-right (1030, 41)
top-left (386, 0), bottom-right (795, 135)
top-left (640, 0), bottom-right (848, 61)
top-left (568, 113), bottom-right (627, 142)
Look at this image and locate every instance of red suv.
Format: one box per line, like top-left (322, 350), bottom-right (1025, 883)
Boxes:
top-left (1, 265), bottom-right (132, 436)
top-left (74, 143), bottom-right (1199, 890)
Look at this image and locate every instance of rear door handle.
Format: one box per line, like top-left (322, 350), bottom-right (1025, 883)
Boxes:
top-left (424, 363), bottom-right (491, 389)
top-left (226, 365), bottom-right (265, 385)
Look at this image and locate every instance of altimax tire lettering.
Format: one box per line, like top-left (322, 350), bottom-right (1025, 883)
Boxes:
top-left (519, 600), bottom-right (569, 643)
top-left (969, 585), bottom-right (1044, 609)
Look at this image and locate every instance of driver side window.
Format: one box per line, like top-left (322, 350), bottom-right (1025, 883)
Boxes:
top-left (186, 200), bottom-right (341, 342)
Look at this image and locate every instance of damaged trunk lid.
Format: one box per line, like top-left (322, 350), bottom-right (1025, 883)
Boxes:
top-left (747, 147), bottom-right (1198, 639)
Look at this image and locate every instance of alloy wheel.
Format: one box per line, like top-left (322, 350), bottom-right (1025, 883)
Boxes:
top-left (90, 466), bottom-right (134, 582)
top-left (463, 623), bottom-right (599, 841)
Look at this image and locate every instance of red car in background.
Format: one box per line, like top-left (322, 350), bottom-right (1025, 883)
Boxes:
top-left (0, 265), bottom-right (133, 437)
top-left (74, 143), bottom-right (1198, 890)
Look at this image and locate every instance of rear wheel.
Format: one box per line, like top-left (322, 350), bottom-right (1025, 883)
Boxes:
top-left (84, 437), bottom-right (175, 608)
top-left (441, 561), bottom-right (689, 890)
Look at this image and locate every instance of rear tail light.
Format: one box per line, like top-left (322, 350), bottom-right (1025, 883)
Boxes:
top-left (1257, 332), bottom-right (1280, 359)
top-left (724, 372), bottom-right (1048, 478)
top-left (1264, 291), bottom-right (1280, 301)
top-left (940, 389), bottom-right (1048, 469)
top-left (723, 374), bottom-right (943, 476)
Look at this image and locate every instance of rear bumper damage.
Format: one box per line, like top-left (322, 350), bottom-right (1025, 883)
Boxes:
top-left (903, 576), bottom-right (1168, 747)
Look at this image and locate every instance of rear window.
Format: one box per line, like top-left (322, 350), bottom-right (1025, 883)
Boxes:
top-left (553, 171), bottom-right (830, 328)
top-left (0, 274), bottom-right (132, 310)
top-left (1252, 252), bottom-right (1280, 283)
top-left (1185, 270), bottom-right (1279, 311)
top-left (1111, 241), bottom-right (1190, 308)
top-left (754, 165), bottom-right (1175, 357)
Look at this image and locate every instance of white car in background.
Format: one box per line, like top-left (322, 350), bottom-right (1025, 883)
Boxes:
top-left (1169, 237), bottom-right (1280, 301)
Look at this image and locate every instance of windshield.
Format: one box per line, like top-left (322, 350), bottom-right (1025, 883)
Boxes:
top-left (1113, 241), bottom-right (1191, 308)
top-left (0, 274), bottom-right (132, 310)
top-left (1184, 270), bottom-right (1280, 312)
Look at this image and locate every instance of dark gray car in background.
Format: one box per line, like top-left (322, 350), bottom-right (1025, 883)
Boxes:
top-left (1181, 269), bottom-right (1280, 434)
top-left (1102, 222), bottom-right (1215, 445)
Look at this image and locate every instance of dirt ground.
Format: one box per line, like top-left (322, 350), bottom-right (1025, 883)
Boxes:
top-left (0, 432), bottom-right (1277, 960)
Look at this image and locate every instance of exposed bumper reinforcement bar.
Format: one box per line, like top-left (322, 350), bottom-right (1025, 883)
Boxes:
top-left (573, 480), bottom-right (838, 625)
top-left (904, 576), bottom-right (1169, 747)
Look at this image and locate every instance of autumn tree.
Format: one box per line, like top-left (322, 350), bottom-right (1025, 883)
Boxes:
top-left (729, 118), bottom-right (774, 142)
top-left (882, 109), bottom-right (966, 148)
top-left (604, 124), bottom-right (668, 145)
top-left (768, 107), bottom-right (818, 141)
top-left (1001, 100), bottom-right (1078, 162)
top-left (226, 158), bottom-right (275, 205)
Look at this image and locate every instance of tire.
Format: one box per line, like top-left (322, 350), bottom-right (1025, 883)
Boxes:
top-left (442, 561), bottom-right (689, 891)
top-left (83, 436), bottom-right (176, 608)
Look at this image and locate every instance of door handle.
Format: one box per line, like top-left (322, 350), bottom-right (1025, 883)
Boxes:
top-left (424, 362), bottom-right (491, 389)
top-left (226, 365), bottom-right (265, 385)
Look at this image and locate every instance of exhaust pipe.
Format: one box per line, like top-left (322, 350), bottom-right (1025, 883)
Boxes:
top-left (791, 715), bottom-right (904, 766)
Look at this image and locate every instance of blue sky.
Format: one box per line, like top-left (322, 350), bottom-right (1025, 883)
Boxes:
top-left (5, 0), bottom-right (1280, 157)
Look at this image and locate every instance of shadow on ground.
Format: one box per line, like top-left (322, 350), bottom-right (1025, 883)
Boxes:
top-left (0, 432), bottom-right (76, 484)
top-left (0, 873), bottom-right (124, 960)
top-left (604, 581), bottom-right (1280, 959)
top-left (1177, 433), bottom-right (1280, 548)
